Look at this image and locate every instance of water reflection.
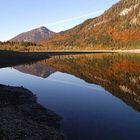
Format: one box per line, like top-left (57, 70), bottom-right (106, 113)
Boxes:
top-left (15, 53), bottom-right (140, 112)
top-left (0, 53), bottom-right (140, 140)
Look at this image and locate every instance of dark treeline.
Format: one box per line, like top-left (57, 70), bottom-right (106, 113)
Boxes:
top-left (0, 50), bottom-right (50, 68)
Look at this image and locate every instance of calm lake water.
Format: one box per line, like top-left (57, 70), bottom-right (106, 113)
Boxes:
top-left (0, 53), bottom-right (140, 140)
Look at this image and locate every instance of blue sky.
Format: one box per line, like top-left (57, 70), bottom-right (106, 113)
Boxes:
top-left (0, 0), bottom-right (119, 41)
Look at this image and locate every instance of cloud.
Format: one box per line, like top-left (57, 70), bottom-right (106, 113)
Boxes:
top-left (46, 10), bottom-right (103, 27)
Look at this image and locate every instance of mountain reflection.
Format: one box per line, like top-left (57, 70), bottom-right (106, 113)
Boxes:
top-left (15, 60), bottom-right (56, 78)
top-left (15, 54), bottom-right (140, 112)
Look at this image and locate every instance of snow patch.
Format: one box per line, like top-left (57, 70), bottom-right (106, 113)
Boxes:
top-left (120, 4), bottom-right (139, 16)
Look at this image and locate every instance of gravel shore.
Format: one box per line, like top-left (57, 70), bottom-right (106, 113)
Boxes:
top-left (0, 84), bottom-right (64, 140)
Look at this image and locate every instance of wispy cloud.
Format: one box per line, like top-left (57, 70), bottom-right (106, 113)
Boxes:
top-left (46, 10), bottom-right (103, 27)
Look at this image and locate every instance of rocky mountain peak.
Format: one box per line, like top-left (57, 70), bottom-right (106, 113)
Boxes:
top-left (10, 26), bottom-right (55, 44)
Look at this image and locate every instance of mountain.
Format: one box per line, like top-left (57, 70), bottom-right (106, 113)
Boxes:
top-left (10, 26), bottom-right (55, 44)
top-left (44, 0), bottom-right (140, 50)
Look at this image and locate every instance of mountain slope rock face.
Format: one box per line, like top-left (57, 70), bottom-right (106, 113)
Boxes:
top-left (45, 0), bottom-right (140, 50)
top-left (10, 26), bottom-right (55, 44)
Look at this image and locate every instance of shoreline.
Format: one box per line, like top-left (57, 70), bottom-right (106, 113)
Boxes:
top-left (114, 49), bottom-right (140, 53)
top-left (0, 49), bottom-right (140, 68)
top-left (0, 84), bottom-right (64, 140)
top-left (24, 49), bottom-right (140, 54)
top-left (47, 49), bottom-right (140, 53)
top-left (1, 49), bottom-right (140, 54)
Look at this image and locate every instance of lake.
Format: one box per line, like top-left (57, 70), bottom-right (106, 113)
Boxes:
top-left (0, 53), bottom-right (140, 140)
